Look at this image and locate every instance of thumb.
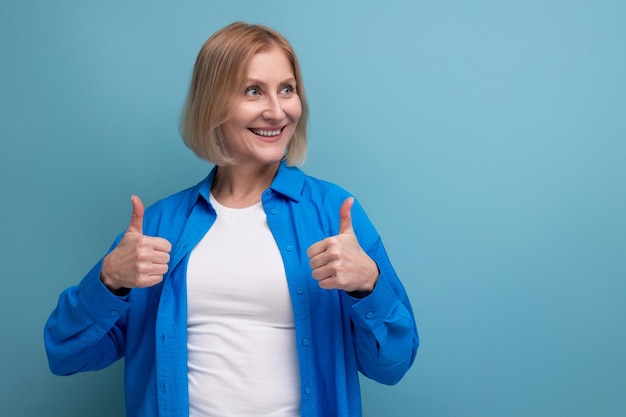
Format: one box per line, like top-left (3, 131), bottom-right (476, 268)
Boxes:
top-left (127, 195), bottom-right (144, 234)
top-left (338, 197), bottom-right (354, 235)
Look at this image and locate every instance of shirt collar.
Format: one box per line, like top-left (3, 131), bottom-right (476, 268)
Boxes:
top-left (269, 161), bottom-right (305, 202)
top-left (190, 160), bottom-right (304, 213)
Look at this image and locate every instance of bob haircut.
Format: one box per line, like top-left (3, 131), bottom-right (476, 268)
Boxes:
top-left (180, 22), bottom-right (309, 166)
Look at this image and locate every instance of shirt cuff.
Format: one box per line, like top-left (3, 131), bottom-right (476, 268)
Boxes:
top-left (76, 259), bottom-right (131, 326)
top-left (344, 272), bottom-right (397, 330)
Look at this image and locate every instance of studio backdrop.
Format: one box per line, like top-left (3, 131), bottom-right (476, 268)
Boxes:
top-left (1, 1), bottom-right (625, 416)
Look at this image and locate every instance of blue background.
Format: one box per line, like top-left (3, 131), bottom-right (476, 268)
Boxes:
top-left (1, 1), bottom-right (625, 416)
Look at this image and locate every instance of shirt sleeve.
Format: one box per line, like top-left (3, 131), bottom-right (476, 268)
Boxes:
top-left (44, 244), bottom-right (130, 376)
top-left (342, 203), bottom-right (419, 385)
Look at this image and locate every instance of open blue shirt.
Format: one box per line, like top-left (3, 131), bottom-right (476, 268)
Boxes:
top-left (44, 162), bottom-right (419, 417)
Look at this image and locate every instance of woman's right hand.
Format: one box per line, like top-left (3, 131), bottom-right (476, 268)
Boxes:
top-left (100, 195), bottom-right (172, 292)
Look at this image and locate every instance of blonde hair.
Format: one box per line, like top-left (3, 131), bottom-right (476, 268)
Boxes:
top-left (180, 22), bottom-right (308, 166)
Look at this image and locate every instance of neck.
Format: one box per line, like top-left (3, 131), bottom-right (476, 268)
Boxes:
top-left (211, 162), bottom-right (280, 208)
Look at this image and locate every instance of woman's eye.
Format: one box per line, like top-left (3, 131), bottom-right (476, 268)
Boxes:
top-left (245, 86), bottom-right (260, 96)
top-left (280, 85), bottom-right (294, 95)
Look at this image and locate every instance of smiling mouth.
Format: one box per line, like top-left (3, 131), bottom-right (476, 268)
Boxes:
top-left (249, 127), bottom-right (283, 137)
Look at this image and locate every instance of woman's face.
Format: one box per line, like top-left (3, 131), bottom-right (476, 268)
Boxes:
top-left (220, 47), bottom-right (302, 168)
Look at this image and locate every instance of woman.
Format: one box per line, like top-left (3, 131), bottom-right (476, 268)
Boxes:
top-left (44, 22), bottom-right (418, 417)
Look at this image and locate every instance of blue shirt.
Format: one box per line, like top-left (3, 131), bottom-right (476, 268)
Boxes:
top-left (44, 162), bottom-right (419, 417)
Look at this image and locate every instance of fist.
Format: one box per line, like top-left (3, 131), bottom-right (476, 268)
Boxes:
top-left (306, 197), bottom-right (379, 293)
top-left (100, 195), bottom-right (172, 292)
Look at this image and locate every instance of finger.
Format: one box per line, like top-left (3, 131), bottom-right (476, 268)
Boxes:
top-left (137, 274), bottom-right (165, 288)
top-left (128, 195), bottom-right (144, 234)
top-left (148, 263), bottom-right (169, 277)
top-left (310, 264), bottom-right (333, 281)
top-left (149, 249), bottom-right (171, 264)
top-left (317, 277), bottom-right (339, 290)
top-left (150, 237), bottom-right (172, 253)
top-left (338, 197), bottom-right (354, 235)
top-left (306, 241), bottom-right (325, 259)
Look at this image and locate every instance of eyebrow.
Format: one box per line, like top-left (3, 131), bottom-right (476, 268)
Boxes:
top-left (245, 77), bottom-right (297, 86)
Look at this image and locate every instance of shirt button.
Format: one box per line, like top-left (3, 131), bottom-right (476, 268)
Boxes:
top-left (270, 208), bottom-right (278, 215)
top-left (286, 245), bottom-right (294, 252)
top-left (111, 310), bottom-right (118, 316)
top-left (366, 311), bottom-right (374, 319)
top-left (296, 287), bottom-right (303, 294)
top-left (302, 338), bottom-right (309, 346)
top-left (305, 387), bottom-right (311, 394)
top-left (160, 383), bottom-right (167, 392)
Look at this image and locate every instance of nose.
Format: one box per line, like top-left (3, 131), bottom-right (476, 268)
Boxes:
top-left (263, 94), bottom-right (286, 120)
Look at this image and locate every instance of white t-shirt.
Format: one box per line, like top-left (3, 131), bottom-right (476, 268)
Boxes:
top-left (186, 194), bottom-right (300, 417)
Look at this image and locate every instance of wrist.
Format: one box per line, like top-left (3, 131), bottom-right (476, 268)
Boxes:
top-left (100, 256), bottom-right (125, 294)
top-left (100, 272), bottom-right (130, 296)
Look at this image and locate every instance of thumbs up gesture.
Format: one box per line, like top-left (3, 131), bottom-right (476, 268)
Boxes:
top-left (306, 197), bottom-right (379, 293)
top-left (100, 196), bottom-right (172, 293)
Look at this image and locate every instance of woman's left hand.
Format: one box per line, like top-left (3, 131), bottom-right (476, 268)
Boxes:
top-left (307, 197), bottom-right (379, 294)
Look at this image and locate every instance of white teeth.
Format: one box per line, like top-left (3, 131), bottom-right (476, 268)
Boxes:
top-left (251, 128), bottom-right (281, 137)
